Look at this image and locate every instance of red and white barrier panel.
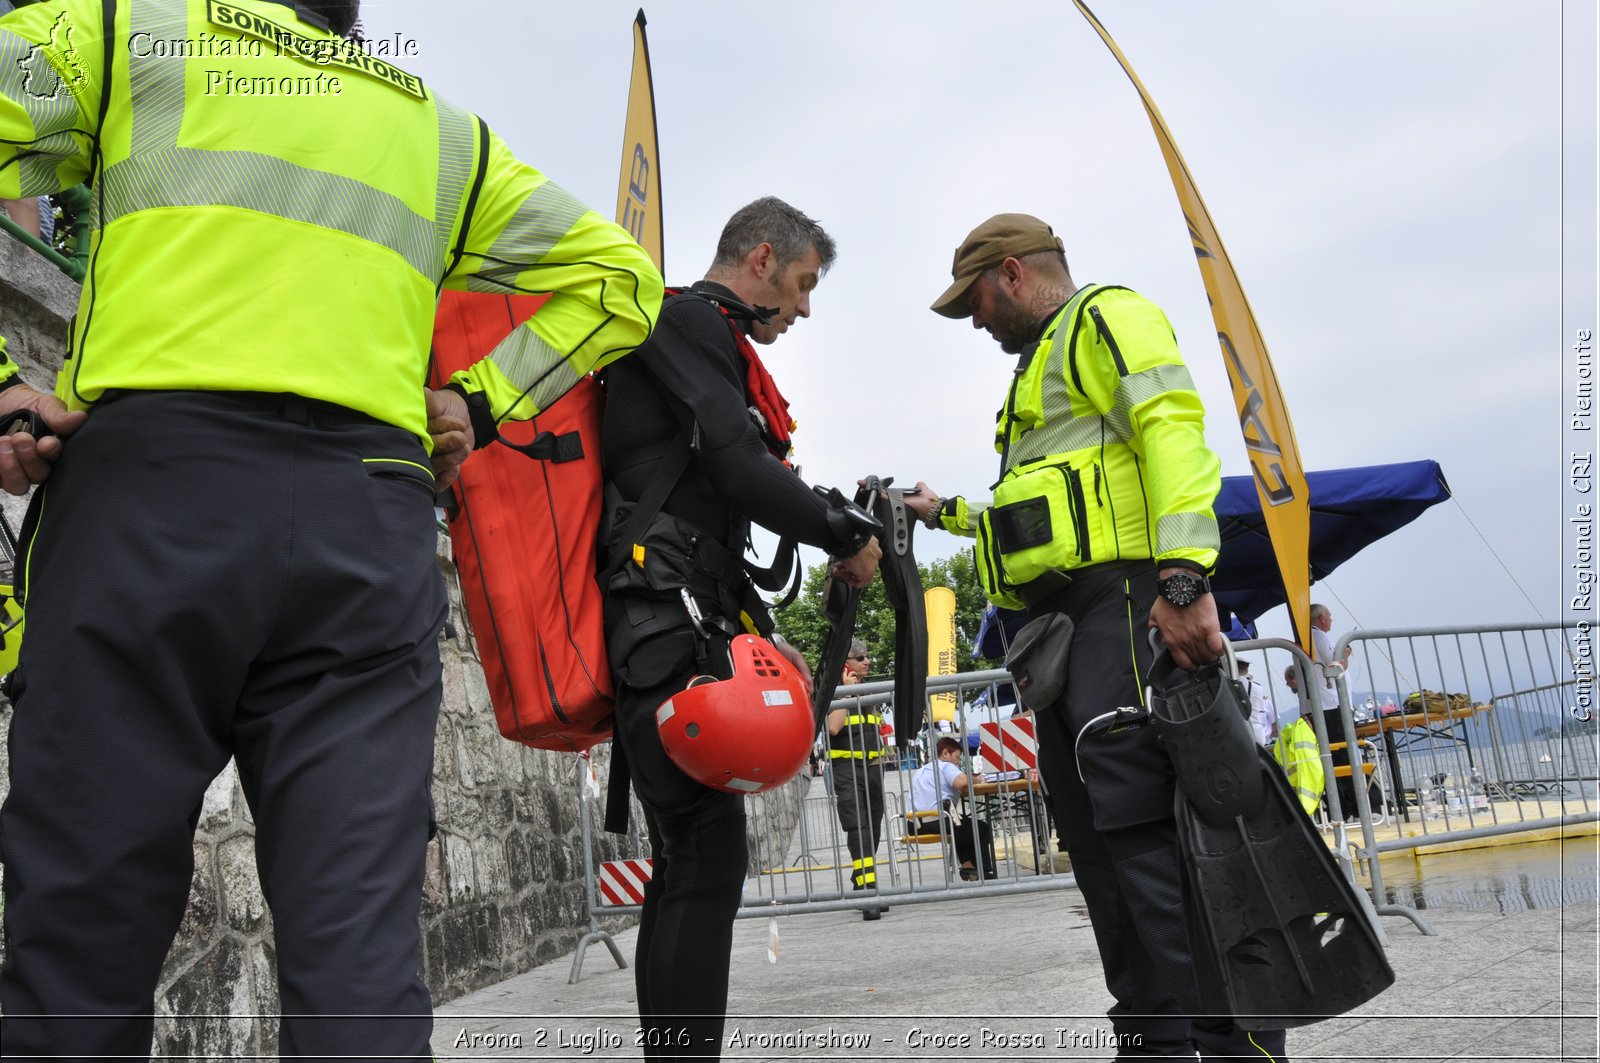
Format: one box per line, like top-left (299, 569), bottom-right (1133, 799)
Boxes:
top-left (978, 717), bottom-right (1038, 771)
top-left (598, 859), bottom-right (653, 906)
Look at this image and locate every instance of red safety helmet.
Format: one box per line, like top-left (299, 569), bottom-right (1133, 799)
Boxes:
top-left (655, 635), bottom-right (814, 794)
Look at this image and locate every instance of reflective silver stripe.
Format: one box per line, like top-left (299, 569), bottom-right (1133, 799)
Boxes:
top-left (100, 146), bottom-right (440, 278)
top-left (1008, 309), bottom-right (1104, 467)
top-left (467, 179), bottom-right (589, 292)
top-left (433, 97), bottom-right (476, 262)
top-left (486, 325), bottom-right (582, 412)
top-left (1009, 405), bottom-right (1104, 466)
top-left (0, 25), bottom-right (89, 194)
top-left (128, 0), bottom-right (188, 155)
top-left (1155, 509), bottom-right (1219, 559)
top-left (0, 27), bottom-right (85, 130)
top-left (16, 134), bottom-right (74, 195)
top-left (1006, 317), bottom-right (1201, 468)
top-left (1106, 362), bottom-right (1199, 443)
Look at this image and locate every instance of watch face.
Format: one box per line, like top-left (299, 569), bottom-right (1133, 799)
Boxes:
top-left (1160, 573), bottom-right (1204, 607)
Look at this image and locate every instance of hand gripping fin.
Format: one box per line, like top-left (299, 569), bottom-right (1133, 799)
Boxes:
top-left (1148, 651), bottom-right (1395, 1030)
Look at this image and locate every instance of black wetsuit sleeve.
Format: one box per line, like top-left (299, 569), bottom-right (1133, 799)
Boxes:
top-left (634, 299), bottom-right (848, 554)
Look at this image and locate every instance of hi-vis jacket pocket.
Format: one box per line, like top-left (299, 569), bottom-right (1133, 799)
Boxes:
top-left (976, 460), bottom-right (1100, 598)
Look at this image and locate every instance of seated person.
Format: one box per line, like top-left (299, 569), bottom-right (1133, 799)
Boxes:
top-left (907, 737), bottom-right (996, 880)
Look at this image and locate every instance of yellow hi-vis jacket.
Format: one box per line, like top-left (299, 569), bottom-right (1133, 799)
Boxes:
top-left (1272, 716), bottom-right (1325, 817)
top-left (0, 0), bottom-right (662, 447)
top-left (938, 285), bottom-right (1221, 610)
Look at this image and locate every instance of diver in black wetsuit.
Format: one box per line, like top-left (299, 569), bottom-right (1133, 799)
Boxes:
top-left (600, 197), bottom-right (881, 1061)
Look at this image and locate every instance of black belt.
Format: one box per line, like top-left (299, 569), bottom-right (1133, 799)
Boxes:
top-left (97, 388), bottom-right (386, 429)
top-left (1021, 560), bottom-right (1151, 617)
top-left (1016, 569), bottom-right (1074, 609)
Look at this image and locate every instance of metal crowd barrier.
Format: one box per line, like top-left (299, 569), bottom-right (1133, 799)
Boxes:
top-left (568, 620), bottom-right (1598, 978)
top-left (1232, 620), bottom-right (1597, 937)
top-left (567, 669), bottom-right (1078, 982)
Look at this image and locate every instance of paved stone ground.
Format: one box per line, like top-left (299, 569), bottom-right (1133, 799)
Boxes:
top-left (434, 839), bottom-right (1600, 1061)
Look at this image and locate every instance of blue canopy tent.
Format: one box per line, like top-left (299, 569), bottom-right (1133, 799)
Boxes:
top-left (976, 459), bottom-right (1451, 659)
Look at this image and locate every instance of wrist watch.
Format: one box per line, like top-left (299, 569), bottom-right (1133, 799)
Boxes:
top-left (1156, 570), bottom-right (1210, 608)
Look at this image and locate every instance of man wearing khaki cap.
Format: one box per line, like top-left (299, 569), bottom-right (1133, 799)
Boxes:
top-left (905, 214), bottom-right (1288, 1060)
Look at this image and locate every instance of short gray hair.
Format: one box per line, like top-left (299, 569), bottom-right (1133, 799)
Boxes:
top-left (848, 638), bottom-right (868, 657)
top-left (1310, 603), bottom-right (1331, 624)
top-left (712, 196), bottom-right (837, 275)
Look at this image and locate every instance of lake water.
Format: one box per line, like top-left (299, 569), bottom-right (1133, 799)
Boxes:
top-left (1377, 836), bottom-right (1599, 915)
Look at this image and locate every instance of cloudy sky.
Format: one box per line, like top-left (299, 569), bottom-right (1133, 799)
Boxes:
top-left (366, 0), bottom-right (1596, 648)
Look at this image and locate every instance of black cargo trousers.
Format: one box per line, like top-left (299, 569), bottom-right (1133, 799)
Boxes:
top-left (1028, 561), bottom-right (1288, 1062)
top-left (0, 390), bottom-right (446, 1061)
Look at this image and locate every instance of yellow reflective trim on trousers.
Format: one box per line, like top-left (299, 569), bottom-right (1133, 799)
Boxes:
top-left (851, 857), bottom-right (876, 869)
top-left (361, 457), bottom-right (435, 482)
top-left (20, 482), bottom-right (48, 610)
top-left (1246, 1032), bottom-right (1280, 1061)
top-left (100, 147), bottom-right (443, 279)
top-left (829, 749), bottom-right (883, 761)
top-left (1123, 579), bottom-right (1146, 709)
top-left (839, 714), bottom-right (881, 727)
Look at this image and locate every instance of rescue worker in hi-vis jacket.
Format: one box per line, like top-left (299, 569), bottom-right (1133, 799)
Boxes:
top-left (905, 214), bottom-right (1288, 1060)
top-left (827, 637), bottom-right (890, 919)
top-left (0, 0), bottom-right (662, 1056)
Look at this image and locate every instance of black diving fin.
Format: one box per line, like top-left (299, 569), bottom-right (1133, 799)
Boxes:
top-left (808, 479), bottom-right (887, 729)
top-left (1148, 651), bottom-right (1395, 1030)
top-left (808, 475), bottom-right (926, 744)
top-left (874, 480), bottom-right (927, 744)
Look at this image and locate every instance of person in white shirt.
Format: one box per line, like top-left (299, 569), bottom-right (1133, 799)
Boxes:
top-left (1311, 603), bottom-right (1368, 820)
top-left (1310, 603), bottom-right (1348, 712)
top-left (907, 737), bottom-right (995, 880)
top-left (1236, 660), bottom-right (1276, 745)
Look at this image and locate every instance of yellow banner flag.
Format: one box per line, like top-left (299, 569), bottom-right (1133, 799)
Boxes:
top-left (926, 587), bottom-right (959, 724)
top-left (1071, 1), bottom-right (1312, 651)
top-left (615, 9), bottom-right (663, 272)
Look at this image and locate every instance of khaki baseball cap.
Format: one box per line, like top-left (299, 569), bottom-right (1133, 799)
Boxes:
top-left (930, 213), bottom-right (1065, 319)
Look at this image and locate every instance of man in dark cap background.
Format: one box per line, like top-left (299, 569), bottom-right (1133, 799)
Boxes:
top-left (904, 214), bottom-right (1289, 1060)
